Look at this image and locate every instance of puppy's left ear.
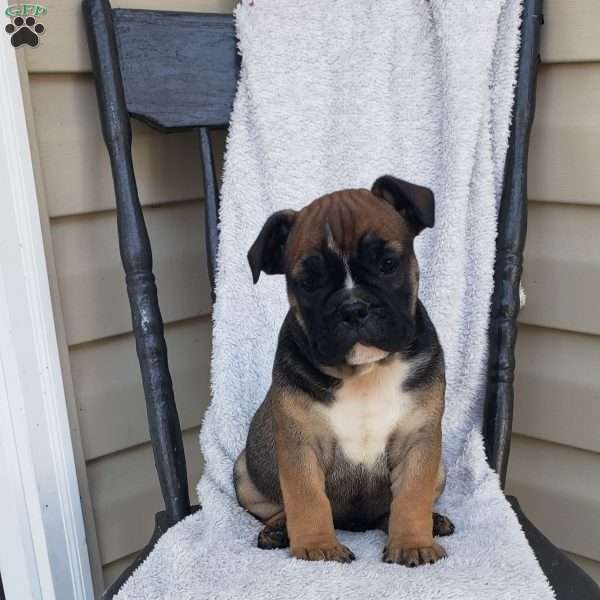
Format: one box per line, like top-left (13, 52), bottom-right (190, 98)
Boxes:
top-left (247, 209), bottom-right (297, 284)
top-left (371, 175), bottom-right (434, 233)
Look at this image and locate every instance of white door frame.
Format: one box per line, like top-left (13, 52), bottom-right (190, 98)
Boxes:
top-left (0, 6), bottom-right (95, 599)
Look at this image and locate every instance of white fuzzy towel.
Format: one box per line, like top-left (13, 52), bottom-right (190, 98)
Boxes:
top-left (116, 1), bottom-right (555, 598)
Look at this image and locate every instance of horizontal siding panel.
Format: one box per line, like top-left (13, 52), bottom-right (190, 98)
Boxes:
top-left (529, 64), bottom-right (600, 207)
top-left (514, 325), bottom-right (600, 453)
top-left (103, 552), bottom-right (137, 589)
top-left (25, 0), bottom-right (237, 73)
top-left (565, 552), bottom-right (600, 586)
top-left (52, 200), bottom-right (211, 346)
top-left (540, 0), bottom-right (600, 64)
top-left (72, 316), bottom-right (211, 461)
top-left (519, 202), bottom-right (600, 335)
top-left (506, 435), bottom-right (600, 563)
top-left (89, 427), bottom-right (203, 565)
top-left (29, 74), bottom-right (204, 217)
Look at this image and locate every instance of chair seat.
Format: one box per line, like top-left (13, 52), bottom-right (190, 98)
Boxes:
top-left (105, 500), bottom-right (600, 599)
top-left (508, 496), bottom-right (600, 599)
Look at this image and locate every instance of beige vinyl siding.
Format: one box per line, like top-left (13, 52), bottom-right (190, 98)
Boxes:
top-left (506, 10), bottom-right (600, 584)
top-left (528, 64), bottom-right (600, 207)
top-left (21, 0), bottom-right (599, 594)
top-left (50, 201), bottom-right (211, 345)
top-left (538, 1), bottom-right (600, 64)
top-left (520, 201), bottom-right (600, 335)
top-left (514, 325), bottom-right (600, 454)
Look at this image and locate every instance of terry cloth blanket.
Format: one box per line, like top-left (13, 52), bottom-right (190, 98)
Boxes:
top-left (117, 1), bottom-right (554, 599)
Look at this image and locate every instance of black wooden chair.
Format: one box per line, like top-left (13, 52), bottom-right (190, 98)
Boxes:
top-left (82, 1), bottom-right (600, 598)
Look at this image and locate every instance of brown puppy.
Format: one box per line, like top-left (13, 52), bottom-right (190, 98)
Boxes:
top-left (234, 175), bottom-right (454, 566)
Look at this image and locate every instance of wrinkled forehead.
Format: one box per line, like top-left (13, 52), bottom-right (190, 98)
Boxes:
top-left (285, 188), bottom-right (408, 266)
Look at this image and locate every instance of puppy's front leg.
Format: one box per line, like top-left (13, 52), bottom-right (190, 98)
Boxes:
top-left (276, 429), bottom-right (354, 562)
top-left (384, 429), bottom-right (447, 567)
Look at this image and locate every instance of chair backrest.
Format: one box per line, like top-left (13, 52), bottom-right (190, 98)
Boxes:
top-left (83, 0), bottom-right (542, 526)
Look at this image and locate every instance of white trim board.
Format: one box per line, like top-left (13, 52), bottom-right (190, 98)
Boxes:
top-left (0, 6), bottom-right (94, 599)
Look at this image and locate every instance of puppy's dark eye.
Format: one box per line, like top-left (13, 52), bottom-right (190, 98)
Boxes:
top-left (299, 274), bottom-right (320, 292)
top-left (298, 255), bottom-right (326, 292)
top-left (379, 256), bottom-right (399, 274)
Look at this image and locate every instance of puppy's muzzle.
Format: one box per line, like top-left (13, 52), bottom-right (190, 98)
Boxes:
top-left (335, 298), bottom-right (391, 365)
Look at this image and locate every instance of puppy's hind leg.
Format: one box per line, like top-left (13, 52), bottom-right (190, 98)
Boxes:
top-left (258, 512), bottom-right (289, 550)
top-left (234, 451), bottom-right (287, 549)
top-left (432, 462), bottom-right (455, 538)
top-left (432, 513), bottom-right (455, 537)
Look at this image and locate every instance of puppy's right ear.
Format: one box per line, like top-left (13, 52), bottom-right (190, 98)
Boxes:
top-left (247, 210), bottom-right (297, 284)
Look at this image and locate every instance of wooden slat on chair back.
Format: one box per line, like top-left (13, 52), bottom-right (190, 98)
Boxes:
top-left (113, 10), bottom-right (238, 131)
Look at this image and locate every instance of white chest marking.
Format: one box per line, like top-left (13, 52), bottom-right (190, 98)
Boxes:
top-left (317, 359), bottom-right (418, 467)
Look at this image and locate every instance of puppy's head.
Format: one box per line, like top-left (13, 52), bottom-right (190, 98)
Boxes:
top-left (248, 175), bottom-right (434, 367)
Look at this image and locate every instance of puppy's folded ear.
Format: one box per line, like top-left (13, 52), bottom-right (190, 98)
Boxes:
top-left (248, 209), bottom-right (297, 283)
top-left (371, 175), bottom-right (434, 233)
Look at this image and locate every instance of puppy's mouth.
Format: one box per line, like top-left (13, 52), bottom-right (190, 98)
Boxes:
top-left (345, 343), bottom-right (390, 366)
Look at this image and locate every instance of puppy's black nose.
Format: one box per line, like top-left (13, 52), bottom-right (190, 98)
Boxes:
top-left (339, 299), bottom-right (369, 325)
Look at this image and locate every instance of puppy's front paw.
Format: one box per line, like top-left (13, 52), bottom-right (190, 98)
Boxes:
top-left (291, 540), bottom-right (355, 563)
top-left (383, 541), bottom-right (447, 567)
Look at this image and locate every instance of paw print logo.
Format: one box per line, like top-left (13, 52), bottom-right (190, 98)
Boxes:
top-left (5, 15), bottom-right (45, 48)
